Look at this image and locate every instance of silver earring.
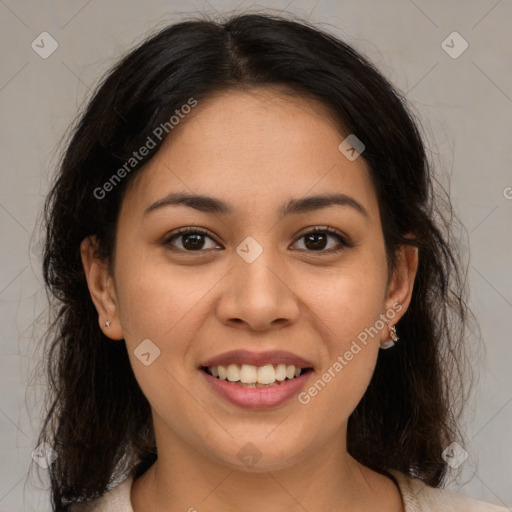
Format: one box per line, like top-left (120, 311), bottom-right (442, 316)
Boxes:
top-left (104, 320), bottom-right (111, 328)
top-left (380, 324), bottom-right (399, 350)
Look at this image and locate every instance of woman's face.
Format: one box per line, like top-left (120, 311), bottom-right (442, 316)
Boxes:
top-left (83, 87), bottom-right (417, 472)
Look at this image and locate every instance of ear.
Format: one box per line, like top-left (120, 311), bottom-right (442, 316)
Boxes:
top-left (80, 236), bottom-right (124, 340)
top-left (383, 242), bottom-right (419, 336)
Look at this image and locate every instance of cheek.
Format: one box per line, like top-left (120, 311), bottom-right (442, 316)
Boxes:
top-left (299, 255), bottom-right (387, 405)
top-left (114, 252), bottom-right (197, 339)
top-left (305, 257), bottom-right (388, 344)
top-left (298, 273), bottom-right (385, 427)
top-left (113, 255), bottom-right (220, 384)
top-left (114, 259), bottom-right (205, 421)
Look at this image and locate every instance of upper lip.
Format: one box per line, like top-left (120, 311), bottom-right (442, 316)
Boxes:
top-left (200, 349), bottom-right (314, 369)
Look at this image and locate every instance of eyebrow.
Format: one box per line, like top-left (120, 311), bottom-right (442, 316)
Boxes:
top-left (144, 191), bottom-right (369, 219)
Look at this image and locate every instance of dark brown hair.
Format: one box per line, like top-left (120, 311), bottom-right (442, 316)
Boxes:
top-left (33, 12), bottom-right (472, 510)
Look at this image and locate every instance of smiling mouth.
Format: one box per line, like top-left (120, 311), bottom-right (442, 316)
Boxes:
top-left (202, 363), bottom-right (313, 388)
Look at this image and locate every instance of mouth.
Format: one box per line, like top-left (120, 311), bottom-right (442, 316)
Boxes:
top-left (202, 363), bottom-right (314, 388)
top-left (199, 349), bottom-right (315, 408)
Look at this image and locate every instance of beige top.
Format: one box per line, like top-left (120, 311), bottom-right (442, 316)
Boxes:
top-left (70, 469), bottom-right (509, 511)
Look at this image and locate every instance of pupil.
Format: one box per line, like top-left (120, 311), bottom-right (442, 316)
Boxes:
top-left (305, 233), bottom-right (326, 250)
top-left (183, 234), bottom-right (204, 250)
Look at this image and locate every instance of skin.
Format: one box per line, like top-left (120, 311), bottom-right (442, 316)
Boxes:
top-left (81, 87), bottom-right (418, 512)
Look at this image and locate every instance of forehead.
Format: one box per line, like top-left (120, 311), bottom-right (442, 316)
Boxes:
top-left (121, 87), bottom-right (378, 219)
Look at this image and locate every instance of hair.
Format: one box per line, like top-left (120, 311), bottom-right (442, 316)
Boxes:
top-left (33, 11), bottom-right (473, 511)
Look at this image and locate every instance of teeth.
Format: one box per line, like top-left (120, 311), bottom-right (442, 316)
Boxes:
top-left (226, 364), bottom-right (240, 382)
top-left (207, 363), bottom-right (306, 384)
top-left (218, 365), bottom-right (227, 380)
top-left (275, 363), bottom-right (287, 381)
top-left (240, 364), bottom-right (258, 383)
top-left (257, 364), bottom-right (275, 384)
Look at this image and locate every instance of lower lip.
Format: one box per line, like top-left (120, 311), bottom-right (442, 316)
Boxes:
top-left (201, 369), bottom-right (313, 409)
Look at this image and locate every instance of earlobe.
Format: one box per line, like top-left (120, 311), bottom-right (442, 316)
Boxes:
top-left (80, 236), bottom-right (124, 340)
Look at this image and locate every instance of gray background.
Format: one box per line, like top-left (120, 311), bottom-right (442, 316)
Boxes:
top-left (0, 0), bottom-right (511, 510)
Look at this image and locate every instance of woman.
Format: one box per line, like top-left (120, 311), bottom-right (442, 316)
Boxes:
top-left (35, 12), bottom-right (508, 512)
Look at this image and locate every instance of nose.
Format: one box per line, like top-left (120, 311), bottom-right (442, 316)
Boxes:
top-left (215, 243), bottom-right (300, 332)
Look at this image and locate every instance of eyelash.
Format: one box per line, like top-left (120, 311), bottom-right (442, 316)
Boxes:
top-left (162, 226), bottom-right (352, 254)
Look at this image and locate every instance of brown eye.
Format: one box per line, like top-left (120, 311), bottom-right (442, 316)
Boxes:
top-left (164, 228), bottom-right (220, 252)
top-left (292, 226), bottom-right (351, 253)
top-left (304, 232), bottom-right (330, 250)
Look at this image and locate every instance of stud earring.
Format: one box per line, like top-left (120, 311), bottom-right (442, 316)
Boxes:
top-left (104, 320), bottom-right (111, 328)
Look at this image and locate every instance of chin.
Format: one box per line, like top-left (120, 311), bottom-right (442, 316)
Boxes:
top-left (206, 435), bottom-right (309, 473)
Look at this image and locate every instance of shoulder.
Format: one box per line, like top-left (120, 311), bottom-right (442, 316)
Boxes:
top-left (388, 470), bottom-right (509, 512)
top-left (68, 475), bottom-right (134, 512)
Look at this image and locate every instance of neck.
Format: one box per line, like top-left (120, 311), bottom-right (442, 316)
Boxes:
top-left (131, 421), bottom-right (403, 512)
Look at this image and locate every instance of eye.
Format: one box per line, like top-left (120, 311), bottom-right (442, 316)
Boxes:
top-left (291, 226), bottom-right (351, 253)
top-left (162, 225), bottom-right (352, 254)
top-left (163, 227), bottom-right (221, 252)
